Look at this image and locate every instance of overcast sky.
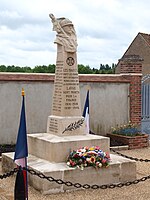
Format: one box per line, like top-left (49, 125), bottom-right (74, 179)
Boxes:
top-left (1, 0), bottom-right (150, 68)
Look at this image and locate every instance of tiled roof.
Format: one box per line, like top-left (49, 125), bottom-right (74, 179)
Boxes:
top-left (116, 32), bottom-right (150, 67)
top-left (139, 32), bottom-right (150, 46)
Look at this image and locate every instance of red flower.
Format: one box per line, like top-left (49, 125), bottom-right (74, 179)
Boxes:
top-left (70, 160), bottom-right (76, 166)
top-left (102, 159), bottom-right (106, 163)
top-left (95, 146), bottom-right (100, 150)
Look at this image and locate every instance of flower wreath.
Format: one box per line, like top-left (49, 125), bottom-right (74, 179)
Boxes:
top-left (67, 146), bottom-right (110, 170)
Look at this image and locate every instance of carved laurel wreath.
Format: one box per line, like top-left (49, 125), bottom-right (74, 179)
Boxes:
top-left (62, 119), bottom-right (84, 134)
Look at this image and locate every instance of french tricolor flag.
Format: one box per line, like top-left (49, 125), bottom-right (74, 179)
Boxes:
top-left (83, 90), bottom-right (90, 134)
top-left (14, 89), bottom-right (28, 200)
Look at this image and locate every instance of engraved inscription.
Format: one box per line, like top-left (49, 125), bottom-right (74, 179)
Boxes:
top-left (49, 118), bottom-right (58, 133)
top-left (62, 66), bottom-right (80, 112)
top-left (51, 45), bottom-right (81, 116)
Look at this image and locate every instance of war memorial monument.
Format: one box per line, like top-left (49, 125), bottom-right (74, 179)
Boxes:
top-left (2, 14), bottom-right (136, 194)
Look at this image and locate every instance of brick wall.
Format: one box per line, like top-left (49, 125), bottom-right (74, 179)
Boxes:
top-left (107, 133), bottom-right (149, 149)
top-left (119, 55), bottom-right (143, 125)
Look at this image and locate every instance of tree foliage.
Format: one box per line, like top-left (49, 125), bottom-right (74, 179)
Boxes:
top-left (0, 63), bottom-right (116, 74)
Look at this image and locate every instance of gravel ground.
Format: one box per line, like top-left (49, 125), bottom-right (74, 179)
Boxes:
top-left (0, 148), bottom-right (150, 200)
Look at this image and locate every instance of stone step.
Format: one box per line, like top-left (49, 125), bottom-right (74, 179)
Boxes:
top-left (28, 133), bottom-right (110, 163)
top-left (2, 152), bottom-right (136, 194)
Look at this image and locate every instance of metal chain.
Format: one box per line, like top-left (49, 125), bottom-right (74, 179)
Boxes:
top-left (24, 167), bottom-right (150, 190)
top-left (0, 168), bottom-right (18, 179)
top-left (0, 165), bottom-right (149, 189)
top-left (111, 149), bottom-right (150, 162)
top-left (1, 148), bottom-right (150, 190)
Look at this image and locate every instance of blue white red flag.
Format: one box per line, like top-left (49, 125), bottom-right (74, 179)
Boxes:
top-left (14, 89), bottom-right (28, 200)
top-left (83, 90), bottom-right (90, 134)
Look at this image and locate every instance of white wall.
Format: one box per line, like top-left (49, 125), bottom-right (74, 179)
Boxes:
top-left (0, 81), bottom-right (53, 144)
top-left (0, 78), bottom-right (129, 144)
top-left (80, 82), bottom-right (129, 135)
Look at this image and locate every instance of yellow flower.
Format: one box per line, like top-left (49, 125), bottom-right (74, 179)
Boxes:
top-left (89, 147), bottom-right (94, 151)
top-left (83, 153), bottom-right (87, 157)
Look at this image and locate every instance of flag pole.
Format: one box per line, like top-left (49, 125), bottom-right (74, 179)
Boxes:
top-left (22, 88), bottom-right (28, 200)
top-left (14, 88), bottom-right (28, 200)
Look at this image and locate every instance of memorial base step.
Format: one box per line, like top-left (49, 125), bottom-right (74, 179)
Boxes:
top-left (2, 152), bottom-right (136, 194)
top-left (27, 133), bottom-right (110, 163)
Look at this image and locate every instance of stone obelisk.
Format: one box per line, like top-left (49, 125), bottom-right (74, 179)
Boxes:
top-left (47, 14), bottom-right (86, 136)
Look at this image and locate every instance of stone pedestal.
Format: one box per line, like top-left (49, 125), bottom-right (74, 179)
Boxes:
top-left (47, 116), bottom-right (85, 135)
top-left (2, 152), bottom-right (136, 194)
top-left (2, 133), bottom-right (137, 194)
top-left (28, 133), bottom-right (110, 163)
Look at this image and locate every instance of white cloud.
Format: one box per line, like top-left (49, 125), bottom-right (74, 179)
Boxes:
top-left (1, 0), bottom-right (150, 67)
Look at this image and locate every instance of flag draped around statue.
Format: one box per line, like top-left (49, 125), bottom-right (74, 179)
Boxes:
top-left (83, 90), bottom-right (90, 134)
top-left (14, 89), bottom-right (28, 200)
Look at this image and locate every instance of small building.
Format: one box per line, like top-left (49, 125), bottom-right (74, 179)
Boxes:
top-left (116, 32), bottom-right (150, 75)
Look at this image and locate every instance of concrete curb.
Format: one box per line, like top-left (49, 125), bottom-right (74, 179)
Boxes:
top-left (110, 145), bottom-right (129, 151)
